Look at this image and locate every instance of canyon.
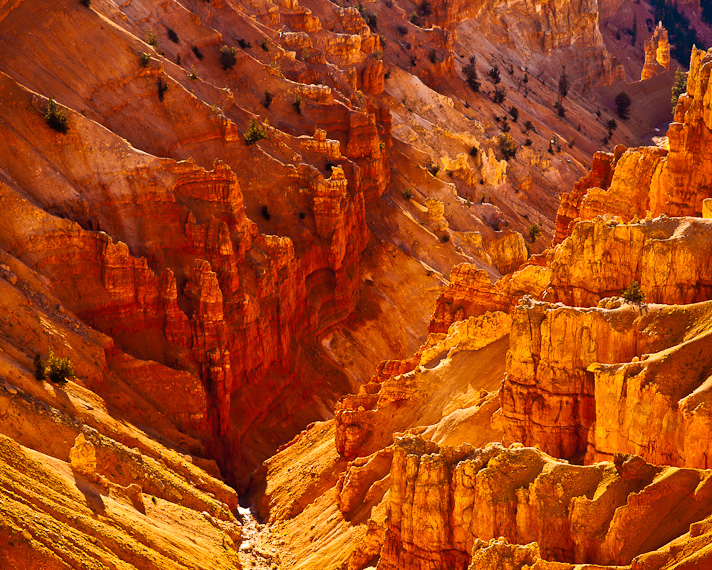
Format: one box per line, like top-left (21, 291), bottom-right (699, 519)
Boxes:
top-left (0, 0), bottom-right (711, 569)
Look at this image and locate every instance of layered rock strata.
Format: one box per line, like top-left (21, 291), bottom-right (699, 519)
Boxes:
top-left (378, 434), bottom-right (712, 569)
top-left (501, 297), bottom-right (712, 469)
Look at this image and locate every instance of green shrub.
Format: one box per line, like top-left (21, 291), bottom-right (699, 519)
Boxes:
top-left (157, 78), bottom-right (168, 101)
top-left (45, 98), bottom-right (69, 134)
top-left (463, 56), bottom-right (480, 93)
top-left (187, 66), bottom-right (199, 80)
top-left (492, 86), bottom-right (506, 104)
top-left (671, 68), bottom-right (687, 113)
top-left (139, 51), bottom-right (151, 67)
top-left (621, 281), bottom-right (644, 303)
top-left (528, 223), bottom-right (542, 243)
top-left (260, 38), bottom-right (269, 51)
top-left (244, 119), bottom-right (267, 145)
top-left (220, 45), bottom-right (238, 70)
top-left (46, 348), bottom-right (76, 385)
top-left (402, 188), bottom-right (413, 200)
top-left (615, 92), bottom-right (631, 119)
top-left (488, 64), bottom-right (501, 85)
top-left (145, 29), bottom-right (158, 48)
top-left (498, 132), bottom-right (516, 160)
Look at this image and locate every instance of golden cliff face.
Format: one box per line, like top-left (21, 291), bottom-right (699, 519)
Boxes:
top-left (379, 435), bottom-right (712, 569)
top-left (2, 0), bottom-right (712, 567)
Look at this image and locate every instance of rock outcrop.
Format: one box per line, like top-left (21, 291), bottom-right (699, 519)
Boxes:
top-left (501, 297), bottom-right (712, 469)
top-left (641, 22), bottom-right (670, 80)
top-left (429, 262), bottom-right (550, 333)
top-left (547, 216), bottom-right (712, 307)
top-left (335, 310), bottom-right (511, 458)
top-left (556, 47), bottom-right (712, 243)
top-left (379, 434), bottom-right (712, 569)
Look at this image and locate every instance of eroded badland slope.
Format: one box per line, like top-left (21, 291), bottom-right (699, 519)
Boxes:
top-left (0, 0), bottom-right (711, 568)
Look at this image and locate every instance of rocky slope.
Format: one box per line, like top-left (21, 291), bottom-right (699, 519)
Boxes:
top-left (0, 0), bottom-right (708, 568)
top-left (0, 0), bottom-right (652, 488)
top-left (251, 46), bottom-right (712, 570)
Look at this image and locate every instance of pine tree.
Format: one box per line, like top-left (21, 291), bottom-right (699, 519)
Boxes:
top-left (671, 68), bottom-right (688, 114)
top-left (463, 57), bottom-right (480, 92)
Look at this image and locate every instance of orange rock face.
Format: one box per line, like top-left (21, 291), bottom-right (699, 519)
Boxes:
top-left (429, 261), bottom-right (550, 333)
top-left (501, 296), bottom-right (712, 469)
top-left (378, 434), bottom-right (712, 569)
top-left (4, 0), bottom-right (712, 567)
top-left (0, 45), bottom-right (376, 483)
top-left (641, 23), bottom-right (670, 80)
top-left (547, 217), bottom-right (712, 306)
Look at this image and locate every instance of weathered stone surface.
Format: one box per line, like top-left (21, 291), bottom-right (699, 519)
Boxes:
top-left (378, 434), bottom-right (712, 570)
top-left (502, 297), bottom-right (712, 470)
top-left (557, 48), bottom-right (712, 243)
top-left (641, 23), bottom-right (670, 80)
top-left (336, 311), bottom-right (511, 458)
top-left (429, 261), bottom-right (550, 334)
top-left (547, 217), bottom-right (712, 307)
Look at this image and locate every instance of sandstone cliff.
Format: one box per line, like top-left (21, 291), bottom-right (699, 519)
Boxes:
top-left (379, 435), bottom-right (712, 569)
top-left (0, 0), bottom-right (705, 568)
top-left (556, 47), bottom-right (712, 242)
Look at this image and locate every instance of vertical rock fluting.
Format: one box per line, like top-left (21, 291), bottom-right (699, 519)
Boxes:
top-left (0, 73), bottom-right (375, 479)
top-left (428, 262), bottom-right (551, 334)
top-left (378, 435), bottom-right (712, 570)
top-left (501, 295), bottom-right (712, 470)
top-left (547, 217), bottom-right (712, 307)
top-left (501, 299), bottom-right (643, 460)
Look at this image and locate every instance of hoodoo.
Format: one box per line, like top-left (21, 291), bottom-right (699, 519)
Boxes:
top-left (0, 0), bottom-right (711, 568)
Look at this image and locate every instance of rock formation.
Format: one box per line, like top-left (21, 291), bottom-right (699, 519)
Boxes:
top-left (556, 47), bottom-right (712, 243)
top-left (641, 22), bottom-right (670, 80)
top-left (1, 0), bottom-right (710, 568)
top-left (379, 434), bottom-right (712, 569)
